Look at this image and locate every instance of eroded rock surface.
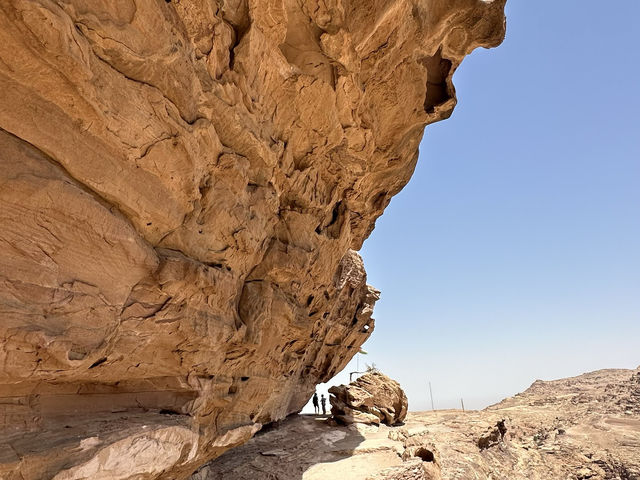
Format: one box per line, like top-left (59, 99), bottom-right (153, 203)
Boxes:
top-left (330, 371), bottom-right (409, 425)
top-left (195, 367), bottom-right (640, 480)
top-left (0, 0), bottom-right (506, 478)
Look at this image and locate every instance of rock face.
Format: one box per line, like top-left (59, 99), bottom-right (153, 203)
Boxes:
top-left (330, 371), bottom-right (409, 425)
top-left (193, 367), bottom-right (640, 480)
top-left (0, 0), bottom-right (506, 478)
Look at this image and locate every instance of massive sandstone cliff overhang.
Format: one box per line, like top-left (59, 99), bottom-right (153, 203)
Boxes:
top-left (0, 1), bottom-right (506, 478)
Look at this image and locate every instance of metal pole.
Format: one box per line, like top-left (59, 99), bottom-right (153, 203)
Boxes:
top-left (461, 398), bottom-right (465, 412)
top-left (429, 381), bottom-right (434, 411)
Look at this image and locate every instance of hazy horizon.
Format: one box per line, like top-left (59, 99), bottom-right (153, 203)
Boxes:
top-left (304, 0), bottom-right (640, 413)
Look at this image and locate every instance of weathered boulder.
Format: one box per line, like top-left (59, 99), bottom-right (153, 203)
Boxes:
top-left (330, 371), bottom-right (409, 425)
top-left (0, 0), bottom-right (506, 477)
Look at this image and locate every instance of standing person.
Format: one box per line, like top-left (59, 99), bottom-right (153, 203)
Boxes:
top-left (320, 394), bottom-right (327, 415)
top-left (312, 392), bottom-right (319, 414)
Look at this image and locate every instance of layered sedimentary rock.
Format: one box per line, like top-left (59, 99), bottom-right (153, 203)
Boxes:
top-left (0, 0), bottom-right (506, 478)
top-left (330, 371), bottom-right (408, 425)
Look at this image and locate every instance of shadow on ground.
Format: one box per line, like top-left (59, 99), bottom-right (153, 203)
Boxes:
top-left (191, 414), bottom-right (377, 480)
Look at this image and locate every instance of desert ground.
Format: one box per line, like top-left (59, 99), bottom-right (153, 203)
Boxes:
top-left (195, 367), bottom-right (640, 479)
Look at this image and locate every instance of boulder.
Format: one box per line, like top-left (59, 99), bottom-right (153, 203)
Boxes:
top-left (329, 371), bottom-right (409, 425)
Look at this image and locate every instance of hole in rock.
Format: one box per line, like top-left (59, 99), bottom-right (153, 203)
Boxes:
top-left (414, 448), bottom-right (435, 462)
top-left (362, 324), bottom-right (370, 333)
top-left (229, 20), bottom-right (250, 70)
top-left (240, 376), bottom-right (249, 382)
top-left (228, 385), bottom-right (238, 395)
top-left (159, 409), bottom-right (181, 415)
top-left (316, 202), bottom-right (345, 238)
top-left (88, 357), bottom-right (107, 369)
top-left (306, 295), bottom-right (314, 307)
top-left (421, 47), bottom-right (453, 114)
top-left (327, 201), bottom-right (341, 228)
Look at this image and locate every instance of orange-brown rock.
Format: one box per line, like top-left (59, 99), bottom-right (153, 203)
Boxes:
top-left (0, 0), bottom-right (506, 478)
top-left (330, 371), bottom-right (409, 425)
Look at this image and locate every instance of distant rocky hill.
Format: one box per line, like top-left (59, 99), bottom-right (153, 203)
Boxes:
top-left (196, 367), bottom-right (640, 479)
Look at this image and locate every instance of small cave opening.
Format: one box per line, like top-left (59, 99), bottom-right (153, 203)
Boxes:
top-left (327, 201), bottom-right (341, 228)
top-left (316, 201), bottom-right (345, 239)
top-left (421, 48), bottom-right (453, 114)
top-left (414, 447), bottom-right (435, 463)
top-left (159, 409), bottom-right (181, 415)
top-left (351, 304), bottom-right (363, 325)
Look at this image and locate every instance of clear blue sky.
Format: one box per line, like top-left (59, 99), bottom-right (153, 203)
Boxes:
top-left (306, 0), bottom-right (640, 412)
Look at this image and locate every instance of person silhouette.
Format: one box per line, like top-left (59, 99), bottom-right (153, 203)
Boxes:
top-left (312, 392), bottom-right (319, 414)
top-left (320, 394), bottom-right (327, 415)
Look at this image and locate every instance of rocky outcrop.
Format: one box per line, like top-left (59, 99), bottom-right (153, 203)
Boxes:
top-left (330, 371), bottom-right (409, 425)
top-left (193, 367), bottom-right (640, 480)
top-left (0, 0), bottom-right (506, 478)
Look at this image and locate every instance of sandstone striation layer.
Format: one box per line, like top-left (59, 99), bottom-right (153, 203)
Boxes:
top-left (195, 367), bottom-right (640, 480)
top-left (330, 371), bottom-right (408, 425)
top-left (0, 0), bottom-right (506, 478)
